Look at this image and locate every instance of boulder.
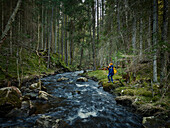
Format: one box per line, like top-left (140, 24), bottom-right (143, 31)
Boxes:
top-left (57, 77), bottom-right (69, 82)
top-left (0, 86), bottom-right (22, 117)
top-left (29, 82), bottom-right (41, 90)
top-left (35, 115), bottom-right (69, 128)
top-left (25, 92), bottom-right (38, 100)
top-left (115, 96), bottom-right (136, 107)
top-left (38, 91), bottom-right (54, 100)
top-left (76, 77), bottom-right (88, 82)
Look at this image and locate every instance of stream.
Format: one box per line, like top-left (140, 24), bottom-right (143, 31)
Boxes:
top-left (0, 71), bottom-right (143, 128)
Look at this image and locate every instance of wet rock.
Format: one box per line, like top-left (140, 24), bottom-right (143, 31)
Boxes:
top-left (35, 115), bottom-right (69, 128)
top-left (136, 104), bottom-right (164, 116)
top-left (57, 77), bottom-right (69, 82)
top-left (115, 96), bottom-right (136, 107)
top-left (0, 86), bottom-right (22, 117)
top-left (142, 116), bottom-right (154, 124)
top-left (76, 77), bottom-right (88, 82)
top-left (5, 108), bottom-right (23, 118)
top-left (25, 92), bottom-right (38, 100)
top-left (38, 91), bottom-right (54, 100)
top-left (102, 83), bottom-right (116, 92)
top-left (29, 82), bottom-right (41, 90)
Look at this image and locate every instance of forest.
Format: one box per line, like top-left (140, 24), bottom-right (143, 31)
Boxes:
top-left (0, 0), bottom-right (169, 128)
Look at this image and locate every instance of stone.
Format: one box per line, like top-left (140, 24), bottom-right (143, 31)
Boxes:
top-left (57, 77), bottom-right (69, 82)
top-left (76, 77), bottom-right (88, 82)
top-left (115, 96), bottom-right (136, 107)
top-left (0, 86), bottom-right (22, 117)
top-left (29, 82), bottom-right (41, 90)
top-left (38, 91), bottom-right (53, 100)
top-left (35, 115), bottom-right (69, 128)
top-left (142, 116), bottom-right (154, 124)
top-left (25, 92), bottom-right (38, 100)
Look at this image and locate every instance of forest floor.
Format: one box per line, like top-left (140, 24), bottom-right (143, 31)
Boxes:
top-left (0, 49), bottom-right (71, 88)
top-left (83, 69), bottom-right (170, 128)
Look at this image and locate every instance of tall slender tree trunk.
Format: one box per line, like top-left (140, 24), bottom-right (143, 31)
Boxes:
top-left (54, 7), bottom-right (57, 53)
top-left (147, 16), bottom-right (151, 53)
top-left (47, 7), bottom-right (53, 69)
top-left (65, 15), bottom-right (68, 65)
top-left (0, 0), bottom-right (22, 45)
top-left (153, 0), bottom-right (158, 83)
top-left (70, 20), bottom-right (73, 65)
top-left (44, 8), bottom-right (47, 51)
top-left (61, 10), bottom-right (64, 60)
top-left (139, 18), bottom-right (143, 60)
top-left (160, 0), bottom-right (168, 87)
top-left (1, 0), bottom-right (4, 35)
top-left (57, 6), bottom-right (60, 55)
top-left (92, 1), bottom-right (96, 70)
top-left (41, 5), bottom-right (44, 50)
top-left (37, 11), bottom-right (40, 51)
top-left (10, 1), bottom-right (13, 55)
top-left (132, 12), bottom-right (137, 80)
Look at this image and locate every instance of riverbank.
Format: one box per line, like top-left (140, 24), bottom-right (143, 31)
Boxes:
top-left (83, 70), bottom-right (170, 128)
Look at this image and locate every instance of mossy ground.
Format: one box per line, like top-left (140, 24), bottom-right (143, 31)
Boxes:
top-left (0, 47), bottom-right (70, 86)
top-left (86, 69), bottom-right (170, 112)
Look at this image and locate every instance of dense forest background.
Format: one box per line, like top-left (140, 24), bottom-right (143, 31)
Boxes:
top-left (0, 0), bottom-right (169, 88)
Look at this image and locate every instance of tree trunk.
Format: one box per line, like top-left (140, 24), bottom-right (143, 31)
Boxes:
top-left (47, 7), bottom-right (53, 69)
top-left (44, 8), bottom-right (47, 51)
top-left (0, 0), bottom-right (22, 45)
top-left (41, 5), bottom-right (44, 50)
top-left (139, 18), bottom-right (143, 60)
top-left (54, 7), bottom-right (57, 53)
top-left (153, 0), bottom-right (158, 83)
top-left (65, 15), bottom-right (68, 65)
top-left (147, 16), bottom-right (151, 53)
top-left (132, 13), bottom-right (136, 63)
top-left (57, 6), bottom-right (60, 55)
top-left (160, 0), bottom-right (168, 87)
top-left (61, 10), bottom-right (64, 60)
top-left (92, 1), bottom-right (96, 70)
top-left (70, 20), bottom-right (74, 65)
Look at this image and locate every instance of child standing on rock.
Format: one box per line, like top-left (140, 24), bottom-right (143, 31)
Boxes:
top-left (108, 63), bottom-right (114, 83)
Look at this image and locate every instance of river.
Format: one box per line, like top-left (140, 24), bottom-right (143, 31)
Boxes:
top-left (0, 71), bottom-right (143, 128)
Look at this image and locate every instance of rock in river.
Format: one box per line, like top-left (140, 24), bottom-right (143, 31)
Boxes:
top-left (0, 86), bottom-right (22, 117)
top-left (35, 115), bottom-right (69, 128)
top-left (38, 91), bottom-right (54, 100)
top-left (76, 77), bottom-right (88, 82)
top-left (57, 77), bottom-right (69, 82)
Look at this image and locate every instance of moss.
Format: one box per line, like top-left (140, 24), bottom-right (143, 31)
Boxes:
top-left (0, 89), bottom-right (21, 108)
top-left (136, 88), bottom-right (153, 97)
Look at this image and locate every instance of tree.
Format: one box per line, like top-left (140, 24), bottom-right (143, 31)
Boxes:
top-left (160, 0), bottom-right (168, 88)
top-left (153, 0), bottom-right (158, 83)
top-left (0, 0), bottom-right (22, 46)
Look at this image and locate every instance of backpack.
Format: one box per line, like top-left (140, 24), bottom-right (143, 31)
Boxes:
top-left (113, 67), bottom-right (117, 74)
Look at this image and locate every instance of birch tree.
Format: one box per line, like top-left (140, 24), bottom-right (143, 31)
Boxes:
top-left (152, 0), bottom-right (158, 83)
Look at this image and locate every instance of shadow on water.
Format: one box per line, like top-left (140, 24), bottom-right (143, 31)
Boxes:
top-left (0, 71), bottom-right (143, 128)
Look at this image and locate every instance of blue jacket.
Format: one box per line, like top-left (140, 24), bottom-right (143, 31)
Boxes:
top-left (108, 65), bottom-right (114, 75)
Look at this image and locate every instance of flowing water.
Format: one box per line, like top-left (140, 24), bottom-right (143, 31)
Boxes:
top-left (0, 71), bottom-right (143, 128)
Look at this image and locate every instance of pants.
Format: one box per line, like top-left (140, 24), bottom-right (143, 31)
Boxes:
top-left (108, 74), bottom-right (113, 82)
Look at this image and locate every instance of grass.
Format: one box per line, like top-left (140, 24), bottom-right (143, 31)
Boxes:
top-left (86, 69), bottom-right (170, 111)
top-left (0, 48), bottom-right (69, 85)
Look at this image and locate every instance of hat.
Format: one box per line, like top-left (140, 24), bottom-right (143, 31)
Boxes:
top-left (109, 63), bottom-right (113, 65)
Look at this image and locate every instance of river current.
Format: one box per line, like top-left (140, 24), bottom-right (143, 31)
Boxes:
top-left (0, 71), bottom-right (143, 128)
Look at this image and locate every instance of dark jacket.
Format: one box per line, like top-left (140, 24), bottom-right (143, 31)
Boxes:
top-left (108, 65), bottom-right (114, 75)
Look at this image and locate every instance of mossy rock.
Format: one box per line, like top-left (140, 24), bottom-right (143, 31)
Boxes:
top-left (0, 87), bottom-right (22, 117)
top-left (136, 88), bottom-right (152, 97)
top-left (137, 103), bottom-right (165, 116)
top-left (122, 89), bottom-right (135, 96)
top-left (115, 96), bottom-right (136, 107)
top-left (103, 82), bottom-right (117, 92)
